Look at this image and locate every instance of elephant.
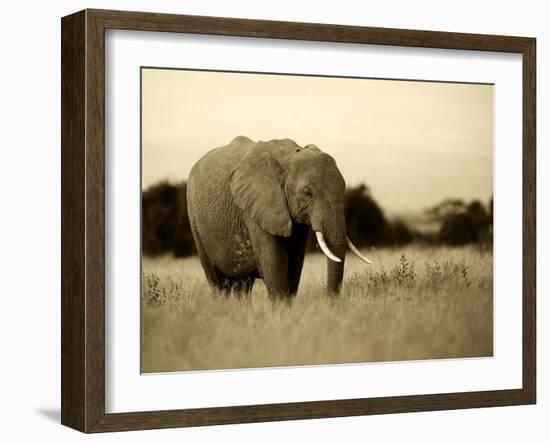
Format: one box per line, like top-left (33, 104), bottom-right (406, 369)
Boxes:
top-left (186, 136), bottom-right (371, 301)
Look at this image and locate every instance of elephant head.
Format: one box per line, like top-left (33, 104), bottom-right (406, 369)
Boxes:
top-left (230, 138), bottom-right (371, 294)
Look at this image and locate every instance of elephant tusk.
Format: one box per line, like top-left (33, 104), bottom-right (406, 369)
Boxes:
top-left (315, 231), bottom-right (342, 263)
top-left (346, 236), bottom-right (373, 264)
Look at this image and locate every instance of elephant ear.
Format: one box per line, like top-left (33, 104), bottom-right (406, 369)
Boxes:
top-left (230, 142), bottom-right (292, 237)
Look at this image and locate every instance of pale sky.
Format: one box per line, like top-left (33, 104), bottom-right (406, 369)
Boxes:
top-left (142, 68), bottom-right (493, 213)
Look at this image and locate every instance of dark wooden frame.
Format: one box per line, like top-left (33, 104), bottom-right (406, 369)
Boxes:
top-left (61, 8), bottom-right (536, 433)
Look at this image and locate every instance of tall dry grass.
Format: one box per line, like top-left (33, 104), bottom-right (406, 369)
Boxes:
top-left (141, 246), bottom-right (492, 372)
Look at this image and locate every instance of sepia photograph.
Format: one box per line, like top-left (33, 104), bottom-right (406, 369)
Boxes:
top-left (140, 67), bottom-right (494, 373)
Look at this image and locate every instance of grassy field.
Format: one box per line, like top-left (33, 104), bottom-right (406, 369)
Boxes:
top-left (141, 246), bottom-right (493, 373)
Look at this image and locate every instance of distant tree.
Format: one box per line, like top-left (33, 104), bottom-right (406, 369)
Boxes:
top-left (143, 180), bottom-right (418, 257)
top-left (344, 184), bottom-right (387, 246)
top-left (426, 198), bottom-right (467, 219)
top-left (142, 181), bottom-right (196, 257)
top-left (340, 184), bottom-right (413, 248)
top-left (384, 219), bottom-right (414, 246)
top-left (428, 197), bottom-right (492, 246)
top-left (438, 212), bottom-right (478, 245)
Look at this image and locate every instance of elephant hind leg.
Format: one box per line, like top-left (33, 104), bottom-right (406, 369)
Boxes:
top-left (189, 213), bottom-right (256, 298)
top-left (220, 276), bottom-right (256, 299)
top-left (189, 218), bottom-right (227, 293)
top-left (193, 233), bottom-right (256, 297)
top-left (197, 252), bottom-right (227, 293)
top-left (193, 231), bottom-right (256, 297)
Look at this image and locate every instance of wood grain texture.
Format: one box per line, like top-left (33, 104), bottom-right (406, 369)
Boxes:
top-left (61, 10), bottom-right (86, 432)
top-left (522, 38), bottom-right (536, 404)
top-left (60, 8), bottom-right (537, 433)
top-left (84, 10), bottom-right (107, 432)
top-left (91, 389), bottom-right (530, 432)
top-left (89, 8), bottom-right (532, 52)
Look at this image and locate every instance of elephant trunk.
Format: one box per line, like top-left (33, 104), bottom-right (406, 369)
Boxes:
top-left (314, 206), bottom-right (346, 294)
top-left (326, 238), bottom-right (345, 294)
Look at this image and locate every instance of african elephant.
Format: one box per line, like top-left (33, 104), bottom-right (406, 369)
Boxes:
top-left (187, 136), bottom-right (371, 300)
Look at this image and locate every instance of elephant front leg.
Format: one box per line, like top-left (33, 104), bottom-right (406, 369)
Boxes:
top-left (246, 220), bottom-right (290, 301)
top-left (286, 223), bottom-right (310, 296)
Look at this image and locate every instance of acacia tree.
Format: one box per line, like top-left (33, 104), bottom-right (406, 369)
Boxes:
top-left (427, 198), bottom-right (492, 246)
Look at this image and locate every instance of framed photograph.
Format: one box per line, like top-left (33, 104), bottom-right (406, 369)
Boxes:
top-left (61, 9), bottom-right (536, 432)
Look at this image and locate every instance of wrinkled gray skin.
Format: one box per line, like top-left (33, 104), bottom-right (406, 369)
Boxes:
top-left (187, 136), bottom-right (346, 300)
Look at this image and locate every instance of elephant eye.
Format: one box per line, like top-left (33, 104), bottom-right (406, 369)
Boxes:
top-left (303, 187), bottom-right (313, 198)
